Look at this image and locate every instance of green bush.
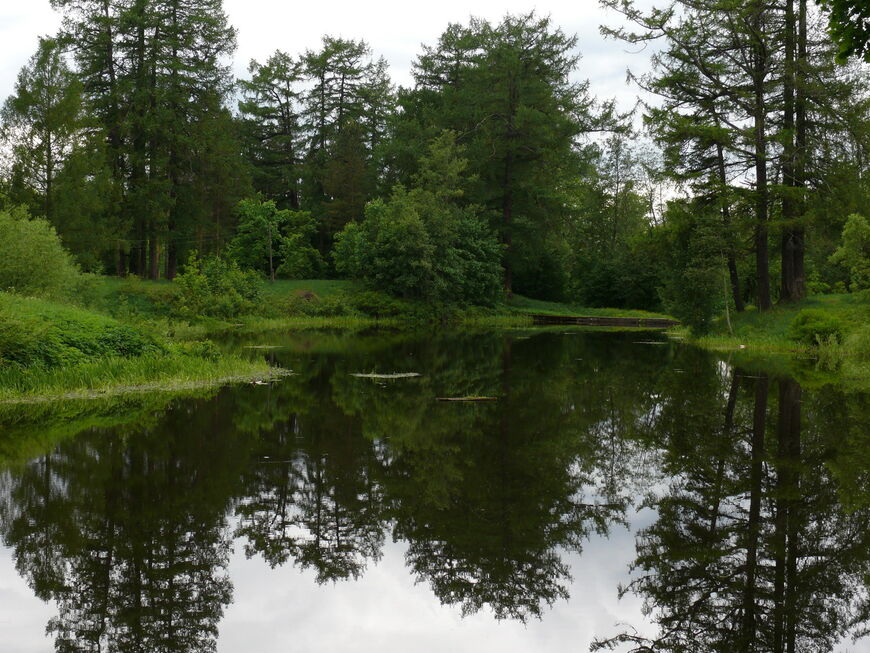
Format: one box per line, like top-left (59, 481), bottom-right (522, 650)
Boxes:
top-left (174, 254), bottom-right (262, 318)
top-left (228, 198), bottom-right (322, 279)
top-left (0, 293), bottom-right (163, 369)
top-left (0, 206), bottom-right (82, 298)
top-left (341, 290), bottom-right (416, 318)
top-left (830, 214), bottom-right (870, 293)
top-left (657, 204), bottom-right (721, 335)
top-left (332, 133), bottom-right (503, 305)
top-left (788, 309), bottom-right (845, 346)
top-left (281, 288), bottom-right (419, 320)
top-left (173, 340), bottom-right (221, 361)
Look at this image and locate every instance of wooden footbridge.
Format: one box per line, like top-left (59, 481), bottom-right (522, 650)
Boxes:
top-left (529, 314), bottom-right (679, 328)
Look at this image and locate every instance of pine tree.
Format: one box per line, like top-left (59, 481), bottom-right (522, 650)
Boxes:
top-left (238, 51), bottom-right (305, 209)
top-left (407, 13), bottom-right (594, 296)
top-left (1, 38), bottom-right (83, 224)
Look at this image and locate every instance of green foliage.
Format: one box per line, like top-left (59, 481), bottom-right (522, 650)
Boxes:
top-left (228, 198), bottom-right (322, 280)
top-left (818, 0), bottom-right (870, 62)
top-left (0, 292), bottom-right (162, 370)
top-left (0, 37), bottom-right (83, 222)
top-left (843, 324), bottom-right (870, 359)
top-left (333, 133), bottom-right (503, 305)
top-left (830, 214), bottom-right (870, 293)
top-left (789, 309), bottom-right (845, 346)
top-left (658, 203), bottom-right (722, 335)
top-left (174, 254), bottom-right (262, 318)
top-left (237, 51), bottom-right (305, 207)
top-left (0, 207), bottom-right (82, 297)
top-left (404, 14), bottom-right (596, 295)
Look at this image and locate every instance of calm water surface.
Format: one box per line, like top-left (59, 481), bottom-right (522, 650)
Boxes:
top-left (0, 329), bottom-right (868, 652)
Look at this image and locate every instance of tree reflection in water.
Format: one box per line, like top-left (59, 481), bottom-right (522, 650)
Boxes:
top-left (593, 369), bottom-right (870, 653)
top-left (0, 330), bottom-right (867, 651)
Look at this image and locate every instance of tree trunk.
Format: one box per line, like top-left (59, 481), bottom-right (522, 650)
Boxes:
top-left (148, 228), bottom-right (159, 280)
top-left (502, 77), bottom-right (518, 298)
top-left (752, 11), bottom-right (772, 311)
top-left (117, 240), bottom-right (126, 277)
top-left (166, 2), bottom-right (180, 281)
top-left (781, 0), bottom-right (798, 303)
top-left (741, 373), bottom-right (769, 651)
top-left (793, 0), bottom-right (807, 300)
top-left (716, 142), bottom-right (744, 311)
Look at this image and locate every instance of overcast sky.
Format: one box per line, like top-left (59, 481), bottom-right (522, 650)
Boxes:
top-left (0, 0), bottom-right (657, 115)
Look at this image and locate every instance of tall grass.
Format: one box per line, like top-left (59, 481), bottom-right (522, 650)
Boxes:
top-left (0, 353), bottom-right (280, 402)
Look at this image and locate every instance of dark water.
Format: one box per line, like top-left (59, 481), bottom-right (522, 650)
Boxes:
top-left (0, 329), bottom-right (868, 653)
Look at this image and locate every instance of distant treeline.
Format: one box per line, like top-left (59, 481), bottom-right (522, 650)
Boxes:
top-left (1, 0), bottom-right (868, 327)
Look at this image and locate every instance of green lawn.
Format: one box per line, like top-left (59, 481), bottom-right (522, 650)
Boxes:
top-left (505, 294), bottom-right (675, 319)
top-left (259, 279), bottom-right (353, 300)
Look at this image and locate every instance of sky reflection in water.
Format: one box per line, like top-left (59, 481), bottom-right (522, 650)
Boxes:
top-left (0, 330), bottom-right (867, 652)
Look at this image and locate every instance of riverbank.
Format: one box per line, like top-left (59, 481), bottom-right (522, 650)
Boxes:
top-left (674, 293), bottom-right (870, 391)
top-left (9, 276), bottom-right (866, 403)
top-left (674, 294), bottom-right (869, 352)
top-left (0, 277), bottom-right (675, 401)
top-left (0, 291), bottom-right (282, 403)
top-left (85, 276), bottom-right (674, 333)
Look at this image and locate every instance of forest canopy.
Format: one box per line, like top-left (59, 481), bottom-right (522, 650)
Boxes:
top-left (1, 1), bottom-right (868, 330)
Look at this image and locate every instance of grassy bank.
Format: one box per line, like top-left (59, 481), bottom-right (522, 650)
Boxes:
top-left (676, 294), bottom-right (870, 391)
top-left (505, 294), bottom-right (674, 320)
top-left (0, 291), bottom-right (281, 402)
top-left (681, 294), bottom-right (869, 352)
top-left (83, 276), bottom-right (666, 334)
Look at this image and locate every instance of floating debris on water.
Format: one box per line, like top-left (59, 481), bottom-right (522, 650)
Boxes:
top-left (351, 372), bottom-right (422, 379)
top-left (436, 396), bottom-right (498, 402)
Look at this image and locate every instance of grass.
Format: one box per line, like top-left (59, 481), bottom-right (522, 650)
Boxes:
top-left (505, 294), bottom-right (674, 319)
top-left (678, 293), bottom-right (870, 392)
top-left (685, 293), bottom-right (870, 353)
top-left (0, 353), bottom-right (282, 403)
top-left (79, 277), bottom-right (660, 333)
top-left (260, 279), bottom-right (353, 300)
top-left (0, 290), bottom-right (284, 402)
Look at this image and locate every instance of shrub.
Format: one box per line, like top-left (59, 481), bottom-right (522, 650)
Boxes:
top-left (228, 198), bottom-right (322, 280)
top-left (0, 206), bottom-right (81, 297)
top-left (0, 293), bottom-right (162, 369)
top-left (282, 292), bottom-right (348, 318)
top-left (658, 204), bottom-right (721, 335)
top-left (332, 133), bottom-right (503, 306)
top-left (174, 254), bottom-right (262, 318)
top-left (788, 309), bottom-right (845, 346)
top-left (173, 340), bottom-right (221, 361)
top-left (830, 214), bottom-right (870, 293)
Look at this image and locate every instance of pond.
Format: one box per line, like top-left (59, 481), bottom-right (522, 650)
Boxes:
top-left (0, 329), bottom-right (868, 652)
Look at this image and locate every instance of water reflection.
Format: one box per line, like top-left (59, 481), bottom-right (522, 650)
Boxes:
top-left (0, 330), bottom-right (867, 651)
top-left (593, 371), bottom-right (870, 653)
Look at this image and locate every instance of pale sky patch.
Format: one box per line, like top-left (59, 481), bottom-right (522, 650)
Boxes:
top-left (0, 0), bottom-right (658, 115)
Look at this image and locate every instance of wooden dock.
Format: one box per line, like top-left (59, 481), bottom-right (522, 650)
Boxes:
top-left (529, 314), bottom-right (679, 328)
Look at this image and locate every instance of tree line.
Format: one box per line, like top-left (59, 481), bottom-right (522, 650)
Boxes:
top-left (0, 0), bottom-right (868, 324)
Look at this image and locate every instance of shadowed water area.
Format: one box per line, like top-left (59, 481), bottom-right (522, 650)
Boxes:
top-left (0, 330), bottom-right (868, 652)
